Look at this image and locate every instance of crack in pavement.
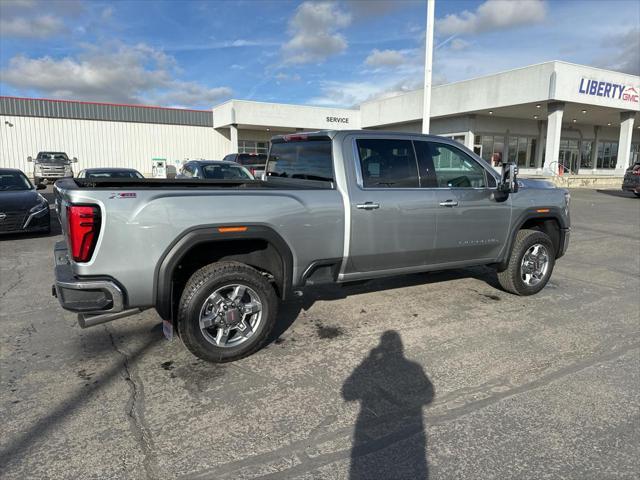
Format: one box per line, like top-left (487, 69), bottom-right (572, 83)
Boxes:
top-left (107, 328), bottom-right (159, 480)
top-left (0, 271), bottom-right (23, 299)
top-left (182, 340), bottom-right (640, 480)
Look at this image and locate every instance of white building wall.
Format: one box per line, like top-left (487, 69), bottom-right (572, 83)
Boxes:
top-left (0, 115), bottom-right (229, 176)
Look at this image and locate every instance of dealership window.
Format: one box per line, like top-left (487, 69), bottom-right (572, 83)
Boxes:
top-left (597, 142), bottom-right (618, 169)
top-left (477, 135), bottom-right (505, 166)
top-left (356, 139), bottom-right (419, 188)
top-left (580, 141), bottom-right (593, 169)
top-left (238, 140), bottom-right (269, 154)
top-left (507, 136), bottom-right (537, 168)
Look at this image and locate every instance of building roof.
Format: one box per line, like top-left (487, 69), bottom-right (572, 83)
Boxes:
top-left (0, 96), bottom-right (213, 127)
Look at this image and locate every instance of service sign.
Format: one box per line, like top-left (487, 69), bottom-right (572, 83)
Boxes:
top-left (578, 77), bottom-right (639, 104)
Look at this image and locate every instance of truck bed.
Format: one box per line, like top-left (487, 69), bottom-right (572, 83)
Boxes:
top-left (58, 177), bottom-right (328, 190)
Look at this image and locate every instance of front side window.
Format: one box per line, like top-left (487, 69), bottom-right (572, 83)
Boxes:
top-left (356, 139), bottom-right (419, 188)
top-left (427, 142), bottom-right (487, 188)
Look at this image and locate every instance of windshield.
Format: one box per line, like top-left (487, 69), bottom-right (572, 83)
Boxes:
top-left (86, 170), bottom-right (144, 179)
top-left (36, 153), bottom-right (70, 164)
top-left (0, 171), bottom-right (33, 191)
top-left (201, 164), bottom-right (254, 180)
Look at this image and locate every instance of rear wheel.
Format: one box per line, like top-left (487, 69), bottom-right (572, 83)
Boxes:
top-left (497, 229), bottom-right (555, 295)
top-left (34, 177), bottom-right (42, 185)
top-left (177, 261), bottom-right (278, 363)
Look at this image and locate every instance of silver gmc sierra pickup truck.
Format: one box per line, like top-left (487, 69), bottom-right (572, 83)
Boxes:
top-left (53, 130), bottom-right (570, 362)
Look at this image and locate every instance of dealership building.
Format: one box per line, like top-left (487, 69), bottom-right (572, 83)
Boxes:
top-left (1, 61), bottom-right (638, 177)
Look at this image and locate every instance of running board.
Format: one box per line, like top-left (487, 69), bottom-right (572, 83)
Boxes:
top-left (78, 308), bottom-right (143, 328)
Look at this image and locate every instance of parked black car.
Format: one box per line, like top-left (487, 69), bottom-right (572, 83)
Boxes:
top-left (622, 161), bottom-right (640, 197)
top-left (77, 168), bottom-right (144, 179)
top-left (178, 160), bottom-right (254, 180)
top-left (222, 153), bottom-right (267, 178)
top-left (0, 168), bottom-right (50, 235)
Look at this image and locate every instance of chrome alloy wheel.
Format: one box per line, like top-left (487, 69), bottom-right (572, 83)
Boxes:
top-left (198, 284), bottom-right (263, 348)
top-left (520, 243), bottom-right (550, 287)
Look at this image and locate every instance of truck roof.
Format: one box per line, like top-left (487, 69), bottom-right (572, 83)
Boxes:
top-left (270, 130), bottom-right (449, 142)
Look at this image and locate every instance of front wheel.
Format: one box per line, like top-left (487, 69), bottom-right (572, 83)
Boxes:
top-left (497, 229), bottom-right (555, 295)
top-left (177, 261), bottom-right (278, 363)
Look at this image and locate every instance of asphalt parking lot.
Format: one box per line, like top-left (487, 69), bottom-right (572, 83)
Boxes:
top-left (1, 188), bottom-right (639, 480)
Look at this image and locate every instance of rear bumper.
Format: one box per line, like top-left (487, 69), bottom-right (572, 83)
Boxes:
top-left (52, 241), bottom-right (124, 314)
top-left (622, 179), bottom-right (639, 193)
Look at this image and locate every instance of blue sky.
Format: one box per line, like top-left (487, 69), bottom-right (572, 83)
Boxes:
top-left (0, 0), bottom-right (638, 109)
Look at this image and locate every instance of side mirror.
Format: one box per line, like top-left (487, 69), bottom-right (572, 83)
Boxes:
top-left (73, 157), bottom-right (78, 163)
top-left (498, 162), bottom-right (519, 194)
top-left (36, 183), bottom-right (46, 190)
top-left (27, 156), bottom-right (33, 162)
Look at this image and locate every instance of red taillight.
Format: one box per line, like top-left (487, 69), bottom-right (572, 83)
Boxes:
top-left (67, 205), bottom-right (101, 262)
top-left (633, 169), bottom-right (640, 176)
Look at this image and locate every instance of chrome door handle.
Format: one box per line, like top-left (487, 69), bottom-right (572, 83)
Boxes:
top-left (439, 200), bottom-right (459, 207)
top-left (356, 202), bottom-right (380, 210)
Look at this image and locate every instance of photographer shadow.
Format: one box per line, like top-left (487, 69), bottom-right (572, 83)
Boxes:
top-left (342, 331), bottom-right (434, 479)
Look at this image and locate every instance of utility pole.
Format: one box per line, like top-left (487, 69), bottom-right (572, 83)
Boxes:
top-left (422, 0), bottom-right (435, 134)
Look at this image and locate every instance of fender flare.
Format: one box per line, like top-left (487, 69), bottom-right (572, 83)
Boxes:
top-left (498, 207), bottom-right (569, 269)
top-left (153, 225), bottom-right (294, 320)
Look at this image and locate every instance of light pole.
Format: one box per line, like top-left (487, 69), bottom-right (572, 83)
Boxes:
top-left (422, 0), bottom-right (435, 134)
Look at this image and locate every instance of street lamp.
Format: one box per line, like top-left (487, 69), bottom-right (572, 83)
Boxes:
top-left (422, 0), bottom-right (435, 134)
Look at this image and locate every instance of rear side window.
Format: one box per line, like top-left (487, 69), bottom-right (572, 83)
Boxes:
top-left (266, 140), bottom-right (333, 187)
top-left (356, 139), bottom-right (419, 188)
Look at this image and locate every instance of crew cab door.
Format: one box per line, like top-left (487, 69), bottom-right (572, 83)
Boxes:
top-left (421, 140), bottom-right (511, 263)
top-left (346, 137), bottom-right (440, 273)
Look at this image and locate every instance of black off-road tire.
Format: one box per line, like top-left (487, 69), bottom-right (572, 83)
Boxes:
top-left (177, 261), bottom-right (278, 363)
top-left (34, 177), bottom-right (42, 185)
top-left (497, 229), bottom-right (555, 296)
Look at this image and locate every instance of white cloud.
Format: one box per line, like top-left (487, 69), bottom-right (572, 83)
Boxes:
top-left (365, 49), bottom-right (407, 68)
top-left (0, 14), bottom-right (64, 38)
top-left (596, 27), bottom-right (640, 75)
top-left (156, 83), bottom-right (232, 108)
top-left (309, 76), bottom-right (429, 108)
top-left (0, 42), bottom-right (232, 107)
top-left (449, 38), bottom-right (471, 51)
top-left (282, 1), bottom-right (351, 64)
top-left (0, 0), bottom-right (83, 38)
top-left (437, 0), bottom-right (547, 36)
top-left (345, 0), bottom-right (412, 18)
top-left (274, 72), bottom-right (302, 81)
